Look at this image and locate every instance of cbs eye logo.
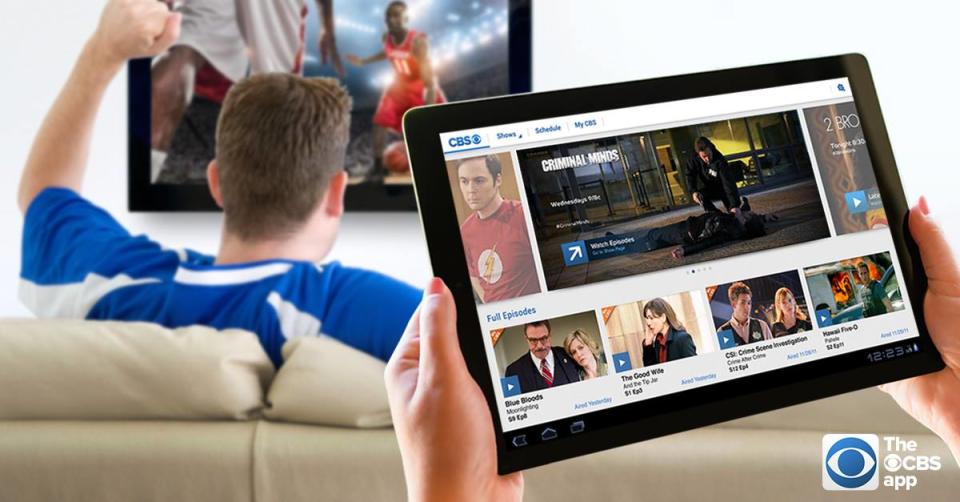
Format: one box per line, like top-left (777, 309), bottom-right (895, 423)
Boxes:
top-left (447, 134), bottom-right (483, 148)
top-left (822, 434), bottom-right (879, 490)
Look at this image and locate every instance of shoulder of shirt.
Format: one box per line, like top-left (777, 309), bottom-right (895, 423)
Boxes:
top-left (505, 199), bottom-right (524, 210)
top-left (25, 186), bottom-right (86, 216)
top-left (289, 260), bottom-right (339, 278)
top-left (461, 211), bottom-right (480, 228)
top-left (501, 199), bottom-right (525, 219)
top-left (176, 259), bottom-right (336, 287)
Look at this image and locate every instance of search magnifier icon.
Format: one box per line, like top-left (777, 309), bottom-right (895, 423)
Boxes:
top-left (837, 83), bottom-right (846, 92)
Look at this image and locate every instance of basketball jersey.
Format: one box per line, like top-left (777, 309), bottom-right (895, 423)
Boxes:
top-left (19, 188), bottom-right (421, 368)
top-left (384, 30), bottom-right (423, 86)
top-left (192, 1), bottom-right (308, 104)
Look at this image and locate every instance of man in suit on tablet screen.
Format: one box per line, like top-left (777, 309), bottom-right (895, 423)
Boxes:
top-left (505, 320), bottom-right (581, 393)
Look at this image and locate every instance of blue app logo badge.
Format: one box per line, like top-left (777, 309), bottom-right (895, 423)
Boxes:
top-left (501, 375), bottom-right (521, 398)
top-left (611, 352), bottom-right (632, 373)
top-left (561, 241), bottom-right (588, 266)
top-left (845, 190), bottom-right (868, 214)
top-left (716, 329), bottom-right (738, 350)
top-left (822, 434), bottom-right (879, 490)
top-left (815, 309), bottom-right (833, 328)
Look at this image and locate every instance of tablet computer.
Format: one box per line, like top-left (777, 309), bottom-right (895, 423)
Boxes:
top-left (402, 54), bottom-right (944, 473)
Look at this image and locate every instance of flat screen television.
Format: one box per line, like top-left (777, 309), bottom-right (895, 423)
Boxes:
top-left (129, 0), bottom-right (531, 211)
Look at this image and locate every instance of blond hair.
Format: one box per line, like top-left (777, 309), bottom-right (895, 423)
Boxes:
top-left (774, 287), bottom-right (808, 323)
top-left (563, 329), bottom-right (600, 360)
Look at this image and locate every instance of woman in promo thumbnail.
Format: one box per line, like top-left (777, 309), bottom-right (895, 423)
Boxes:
top-left (771, 287), bottom-right (812, 337)
top-left (641, 298), bottom-right (697, 366)
top-left (563, 329), bottom-right (606, 380)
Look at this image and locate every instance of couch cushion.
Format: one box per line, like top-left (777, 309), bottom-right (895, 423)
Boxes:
top-left (264, 336), bottom-right (392, 427)
top-left (253, 422), bottom-right (405, 502)
top-left (0, 319), bottom-right (273, 420)
top-left (0, 421), bottom-right (258, 502)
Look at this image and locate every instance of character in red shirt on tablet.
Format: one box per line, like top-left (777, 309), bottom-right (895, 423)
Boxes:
top-left (456, 155), bottom-right (541, 304)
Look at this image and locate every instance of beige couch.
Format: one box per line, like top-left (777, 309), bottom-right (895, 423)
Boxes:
top-left (0, 320), bottom-right (956, 501)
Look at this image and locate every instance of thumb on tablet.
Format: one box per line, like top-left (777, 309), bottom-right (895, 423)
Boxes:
top-left (418, 278), bottom-right (465, 382)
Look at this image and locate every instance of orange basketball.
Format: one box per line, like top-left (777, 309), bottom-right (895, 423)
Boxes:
top-left (383, 141), bottom-right (409, 174)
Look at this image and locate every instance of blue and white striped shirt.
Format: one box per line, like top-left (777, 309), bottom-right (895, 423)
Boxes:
top-left (20, 188), bottom-right (421, 367)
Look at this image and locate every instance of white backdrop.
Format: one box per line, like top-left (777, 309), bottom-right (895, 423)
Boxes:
top-left (0, 0), bottom-right (957, 317)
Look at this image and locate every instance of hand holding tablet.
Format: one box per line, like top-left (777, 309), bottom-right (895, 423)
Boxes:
top-left (880, 199), bottom-right (960, 462)
top-left (385, 279), bottom-right (524, 502)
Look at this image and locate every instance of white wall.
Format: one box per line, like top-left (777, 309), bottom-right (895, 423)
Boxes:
top-left (1, 0), bottom-right (957, 317)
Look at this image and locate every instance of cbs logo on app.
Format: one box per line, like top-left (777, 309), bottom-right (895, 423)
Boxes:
top-left (822, 434), bottom-right (879, 490)
top-left (447, 134), bottom-right (484, 148)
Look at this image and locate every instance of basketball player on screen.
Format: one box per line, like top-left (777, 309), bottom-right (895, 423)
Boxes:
top-left (346, 1), bottom-right (445, 181)
top-left (150, 0), bottom-right (344, 175)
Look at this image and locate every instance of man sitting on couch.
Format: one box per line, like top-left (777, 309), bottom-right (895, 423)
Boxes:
top-left (16, 0), bottom-right (420, 367)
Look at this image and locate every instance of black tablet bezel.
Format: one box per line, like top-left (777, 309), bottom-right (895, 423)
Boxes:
top-left (403, 53), bottom-right (945, 474)
top-left (127, 0), bottom-right (532, 212)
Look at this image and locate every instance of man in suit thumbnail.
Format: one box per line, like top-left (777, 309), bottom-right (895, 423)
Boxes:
top-left (505, 320), bottom-right (581, 393)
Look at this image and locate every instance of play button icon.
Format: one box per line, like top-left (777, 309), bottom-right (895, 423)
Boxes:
top-left (845, 190), bottom-right (868, 214)
top-left (717, 329), bottom-right (738, 350)
top-left (612, 352), bottom-right (632, 373)
top-left (501, 375), bottom-right (521, 397)
top-left (816, 308), bottom-right (833, 328)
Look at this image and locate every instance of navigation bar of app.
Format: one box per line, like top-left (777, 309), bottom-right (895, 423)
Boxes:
top-left (440, 78), bottom-right (852, 155)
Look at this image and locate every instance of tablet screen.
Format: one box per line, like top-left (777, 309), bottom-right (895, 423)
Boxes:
top-left (436, 78), bottom-right (921, 448)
